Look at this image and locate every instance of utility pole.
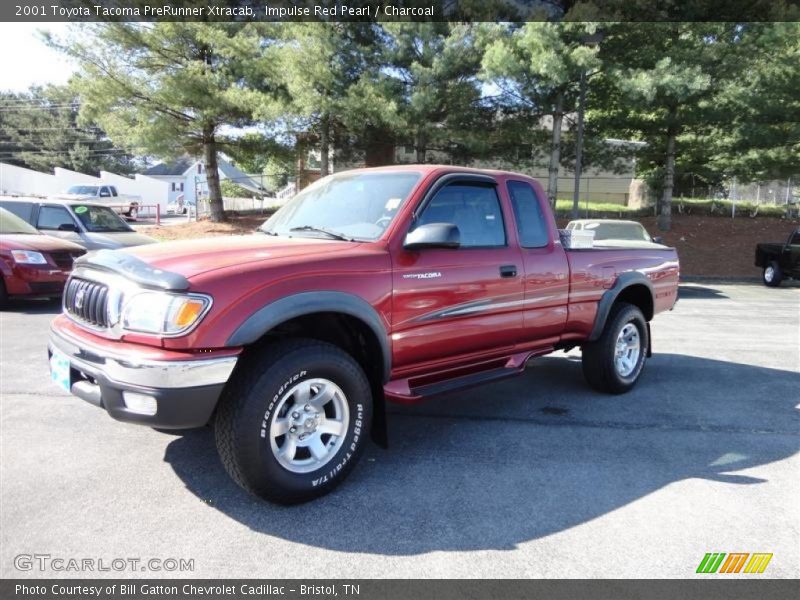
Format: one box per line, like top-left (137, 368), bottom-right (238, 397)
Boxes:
top-left (571, 68), bottom-right (587, 220)
top-left (571, 31), bottom-right (603, 219)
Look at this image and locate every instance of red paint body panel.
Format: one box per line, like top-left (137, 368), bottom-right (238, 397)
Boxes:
top-left (49, 165), bottom-right (680, 403)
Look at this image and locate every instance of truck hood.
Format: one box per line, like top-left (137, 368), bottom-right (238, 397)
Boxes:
top-left (81, 231), bottom-right (158, 250)
top-left (0, 233), bottom-right (85, 253)
top-left (51, 193), bottom-right (95, 201)
top-left (121, 234), bottom-right (359, 280)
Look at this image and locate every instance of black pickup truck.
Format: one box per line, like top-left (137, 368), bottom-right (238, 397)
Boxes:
top-left (755, 227), bottom-right (800, 287)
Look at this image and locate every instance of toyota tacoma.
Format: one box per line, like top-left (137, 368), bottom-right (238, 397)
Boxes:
top-left (48, 166), bottom-right (679, 504)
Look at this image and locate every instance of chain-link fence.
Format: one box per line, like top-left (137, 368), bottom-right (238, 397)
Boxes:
top-left (725, 178), bottom-right (797, 205)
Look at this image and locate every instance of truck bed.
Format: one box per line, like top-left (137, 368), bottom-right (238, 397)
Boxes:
top-left (563, 245), bottom-right (680, 338)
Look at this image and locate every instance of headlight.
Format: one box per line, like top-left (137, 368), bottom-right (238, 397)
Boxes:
top-left (120, 291), bottom-right (211, 335)
top-left (11, 250), bottom-right (47, 265)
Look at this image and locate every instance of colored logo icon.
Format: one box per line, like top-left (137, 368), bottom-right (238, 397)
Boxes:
top-left (696, 553), bottom-right (773, 574)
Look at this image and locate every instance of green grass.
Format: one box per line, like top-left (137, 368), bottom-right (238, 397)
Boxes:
top-left (554, 198), bottom-right (635, 213)
top-left (552, 196), bottom-right (793, 219)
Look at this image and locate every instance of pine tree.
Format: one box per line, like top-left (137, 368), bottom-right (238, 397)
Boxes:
top-left (482, 22), bottom-right (602, 207)
top-left (0, 86), bottom-right (136, 175)
top-left (276, 23), bottom-right (387, 176)
top-left (47, 23), bottom-right (278, 222)
top-left (592, 23), bottom-right (756, 229)
top-left (382, 23), bottom-right (488, 164)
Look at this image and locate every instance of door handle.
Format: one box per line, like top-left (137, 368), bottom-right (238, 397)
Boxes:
top-left (499, 265), bottom-right (517, 278)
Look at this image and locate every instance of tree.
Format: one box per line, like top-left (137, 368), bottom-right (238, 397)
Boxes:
top-left (48, 23), bottom-right (280, 222)
top-left (591, 23), bottom-right (756, 230)
top-left (482, 22), bottom-right (602, 206)
top-left (276, 23), bottom-right (388, 176)
top-left (0, 85), bottom-right (137, 175)
top-left (382, 23), bottom-right (489, 164)
top-left (706, 23), bottom-right (800, 183)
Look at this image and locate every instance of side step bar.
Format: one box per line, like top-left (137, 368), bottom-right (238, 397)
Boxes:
top-left (410, 367), bottom-right (520, 397)
top-left (384, 346), bottom-right (553, 403)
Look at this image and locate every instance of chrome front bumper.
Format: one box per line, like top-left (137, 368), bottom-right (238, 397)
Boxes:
top-left (48, 326), bottom-right (238, 428)
top-left (49, 327), bottom-right (237, 389)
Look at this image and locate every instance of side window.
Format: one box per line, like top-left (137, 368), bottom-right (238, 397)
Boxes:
top-left (417, 183), bottom-right (506, 248)
top-left (37, 206), bottom-right (75, 231)
top-left (0, 202), bottom-right (34, 223)
top-left (99, 187), bottom-right (111, 198)
top-left (507, 181), bottom-right (549, 248)
top-left (110, 186), bottom-right (118, 197)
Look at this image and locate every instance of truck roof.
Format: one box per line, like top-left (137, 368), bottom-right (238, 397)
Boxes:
top-left (0, 196), bottom-right (113, 208)
top-left (339, 164), bottom-right (542, 180)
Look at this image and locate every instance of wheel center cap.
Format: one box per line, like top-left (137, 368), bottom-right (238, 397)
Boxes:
top-left (292, 412), bottom-right (319, 435)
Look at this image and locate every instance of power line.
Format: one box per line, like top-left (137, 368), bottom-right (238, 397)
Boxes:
top-left (0, 149), bottom-right (134, 157)
top-left (0, 103), bottom-right (80, 112)
top-left (0, 137), bottom-right (113, 143)
top-left (0, 98), bottom-right (80, 106)
top-left (0, 127), bottom-right (97, 133)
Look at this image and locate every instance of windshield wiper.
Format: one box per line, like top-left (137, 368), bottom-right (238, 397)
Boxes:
top-left (257, 228), bottom-right (279, 236)
top-left (289, 225), bottom-right (355, 241)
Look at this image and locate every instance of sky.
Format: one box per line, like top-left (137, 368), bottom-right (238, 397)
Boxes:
top-left (0, 23), bottom-right (76, 92)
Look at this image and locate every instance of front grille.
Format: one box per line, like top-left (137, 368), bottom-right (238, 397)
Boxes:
top-left (64, 277), bottom-right (109, 327)
top-left (49, 251), bottom-right (84, 270)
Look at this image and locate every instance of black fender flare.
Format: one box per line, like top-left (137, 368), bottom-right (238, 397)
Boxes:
top-left (588, 271), bottom-right (655, 342)
top-left (225, 291), bottom-right (391, 384)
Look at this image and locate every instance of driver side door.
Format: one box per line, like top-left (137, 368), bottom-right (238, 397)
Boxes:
top-left (391, 177), bottom-right (524, 373)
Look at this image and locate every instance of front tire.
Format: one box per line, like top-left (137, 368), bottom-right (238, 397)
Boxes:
top-left (582, 303), bottom-right (649, 394)
top-left (215, 339), bottom-right (373, 504)
top-left (762, 261), bottom-right (783, 287)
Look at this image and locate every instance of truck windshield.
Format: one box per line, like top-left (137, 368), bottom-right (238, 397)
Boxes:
top-left (67, 186), bottom-right (99, 195)
top-left (72, 205), bottom-right (133, 233)
top-left (260, 171), bottom-right (421, 241)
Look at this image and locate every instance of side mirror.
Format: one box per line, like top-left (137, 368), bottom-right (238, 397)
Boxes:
top-left (58, 223), bottom-right (78, 232)
top-left (652, 236), bottom-right (664, 244)
top-left (404, 223), bottom-right (460, 250)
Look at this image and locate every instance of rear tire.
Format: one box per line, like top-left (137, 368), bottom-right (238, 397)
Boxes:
top-left (215, 339), bottom-right (372, 504)
top-left (582, 303), bottom-right (649, 394)
top-left (762, 261), bottom-right (783, 287)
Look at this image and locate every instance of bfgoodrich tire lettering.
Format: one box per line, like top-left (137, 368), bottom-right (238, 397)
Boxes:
top-left (214, 339), bottom-right (372, 504)
top-left (581, 302), bottom-right (649, 394)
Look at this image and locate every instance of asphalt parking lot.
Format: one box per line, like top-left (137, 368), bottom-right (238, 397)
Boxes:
top-left (1, 282), bottom-right (798, 579)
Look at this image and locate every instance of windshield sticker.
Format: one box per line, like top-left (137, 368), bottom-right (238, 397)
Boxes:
top-left (74, 206), bottom-right (88, 214)
top-left (385, 197), bottom-right (402, 211)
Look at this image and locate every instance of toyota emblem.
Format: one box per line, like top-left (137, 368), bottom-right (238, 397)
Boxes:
top-left (74, 288), bottom-right (85, 310)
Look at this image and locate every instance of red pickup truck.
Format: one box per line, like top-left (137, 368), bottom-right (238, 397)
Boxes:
top-left (48, 166), bottom-right (679, 504)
